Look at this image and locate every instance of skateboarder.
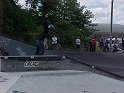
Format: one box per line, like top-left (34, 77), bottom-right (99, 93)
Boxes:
top-left (35, 14), bottom-right (55, 55)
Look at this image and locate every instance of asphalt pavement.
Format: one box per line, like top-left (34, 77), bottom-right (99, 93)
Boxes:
top-left (58, 51), bottom-right (124, 77)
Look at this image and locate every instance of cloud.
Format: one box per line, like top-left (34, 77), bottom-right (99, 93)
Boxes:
top-left (77, 0), bottom-right (124, 25)
top-left (18, 0), bottom-right (25, 5)
top-left (18, 0), bottom-right (124, 25)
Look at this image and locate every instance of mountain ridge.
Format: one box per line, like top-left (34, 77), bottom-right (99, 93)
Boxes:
top-left (95, 23), bottom-right (124, 33)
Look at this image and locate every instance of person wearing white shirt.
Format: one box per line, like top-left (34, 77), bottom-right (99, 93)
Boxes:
top-left (52, 35), bottom-right (58, 50)
top-left (76, 36), bottom-right (81, 49)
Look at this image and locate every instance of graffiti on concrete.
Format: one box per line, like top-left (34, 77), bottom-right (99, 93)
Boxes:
top-left (16, 46), bottom-right (26, 56)
top-left (0, 36), bottom-right (36, 56)
top-left (0, 37), bottom-right (11, 47)
top-left (24, 61), bottom-right (39, 67)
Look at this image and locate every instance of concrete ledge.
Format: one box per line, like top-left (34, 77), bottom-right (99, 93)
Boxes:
top-left (0, 55), bottom-right (66, 72)
top-left (0, 55), bottom-right (95, 73)
top-left (0, 55), bottom-right (62, 59)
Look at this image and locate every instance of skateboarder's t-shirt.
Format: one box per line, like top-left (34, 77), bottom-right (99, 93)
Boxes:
top-left (38, 17), bottom-right (49, 41)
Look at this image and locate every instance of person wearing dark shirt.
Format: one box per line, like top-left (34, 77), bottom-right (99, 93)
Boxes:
top-left (104, 40), bottom-right (109, 52)
top-left (35, 14), bottom-right (55, 55)
top-left (37, 14), bottom-right (50, 41)
top-left (99, 38), bottom-right (104, 52)
top-left (92, 38), bottom-right (96, 52)
top-left (122, 38), bottom-right (124, 52)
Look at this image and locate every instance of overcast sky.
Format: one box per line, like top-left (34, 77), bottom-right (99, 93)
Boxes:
top-left (18, 0), bottom-right (124, 25)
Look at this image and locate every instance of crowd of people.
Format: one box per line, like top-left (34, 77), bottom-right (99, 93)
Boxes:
top-left (82, 37), bottom-right (124, 53)
top-left (43, 35), bottom-right (124, 53)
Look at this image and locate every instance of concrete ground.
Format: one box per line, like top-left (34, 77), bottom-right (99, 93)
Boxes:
top-left (0, 70), bottom-right (124, 93)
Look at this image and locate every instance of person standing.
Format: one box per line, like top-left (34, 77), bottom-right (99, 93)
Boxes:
top-left (113, 37), bottom-right (119, 47)
top-left (104, 40), bottom-right (109, 52)
top-left (99, 38), bottom-right (104, 52)
top-left (35, 14), bottom-right (55, 55)
top-left (89, 39), bottom-right (93, 52)
top-left (84, 42), bottom-right (89, 52)
top-left (90, 38), bottom-right (96, 52)
top-left (52, 35), bottom-right (58, 50)
top-left (122, 38), bottom-right (124, 52)
top-left (76, 36), bottom-right (81, 50)
top-left (92, 38), bottom-right (96, 52)
top-left (44, 38), bottom-right (48, 50)
top-left (57, 36), bottom-right (61, 50)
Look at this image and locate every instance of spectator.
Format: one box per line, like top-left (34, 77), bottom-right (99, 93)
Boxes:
top-left (122, 38), bottom-right (124, 52)
top-left (99, 38), bottom-right (104, 52)
top-left (52, 35), bottom-right (58, 50)
top-left (96, 40), bottom-right (100, 53)
top-left (90, 38), bottom-right (96, 52)
top-left (84, 42), bottom-right (89, 52)
top-left (44, 38), bottom-right (48, 50)
top-left (112, 44), bottom-right (118, 53)
top-left (113, 37), bottom-right (119, 47)
top-left (104, 40), bottom-right (109, 52)
top-left (57, 36), bottom-right (61, 50)
top-left (89, 39), bottom-right (92, 52)
top-left (76, 36), bottom-right (81, 50)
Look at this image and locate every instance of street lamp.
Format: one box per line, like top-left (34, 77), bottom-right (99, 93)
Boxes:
top-left (110, 0), bottom-right (114, 51)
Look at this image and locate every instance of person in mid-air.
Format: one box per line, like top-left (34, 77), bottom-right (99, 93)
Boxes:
top-left (35, 14), bottom-right (55, 55)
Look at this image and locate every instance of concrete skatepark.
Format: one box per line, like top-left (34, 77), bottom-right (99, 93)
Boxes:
top-left (1, 70), bottom-right (124, 93)
top-left (0, 36), bottom-right (124, 93)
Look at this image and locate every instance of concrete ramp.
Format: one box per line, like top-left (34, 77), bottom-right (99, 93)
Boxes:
top-left (0, 55), bottom-right (64, 72)
top-left (0, 36), bottom-right (36, 56)
top-left (0, 36), bottom-right (64, 72)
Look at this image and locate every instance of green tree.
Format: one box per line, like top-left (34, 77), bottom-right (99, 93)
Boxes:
top-left (50, 0), bottom-right (94, 47)
top-left (4, 1), bottom-right (39, 42)
top-left (0, 0), bottom-right (4, 36)
top-left (3, 0), bottom-right (98, 48)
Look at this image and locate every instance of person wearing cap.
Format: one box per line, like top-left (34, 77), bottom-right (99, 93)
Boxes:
top-left (35, 14), bottom-right (55, 55)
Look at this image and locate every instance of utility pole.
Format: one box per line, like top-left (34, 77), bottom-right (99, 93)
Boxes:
top-left (110, 0), bottom-right (114, 51)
